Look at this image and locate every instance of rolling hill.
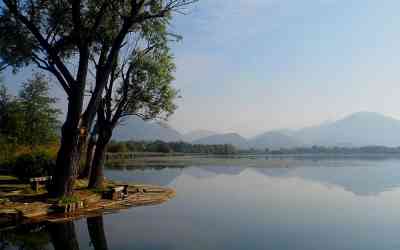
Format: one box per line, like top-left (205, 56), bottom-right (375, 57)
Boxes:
top-left (294, 112), bottom-right (400, 147)
top-left (193, 133), bottom-right (250, 149)
top-left (112, 117), bottom-right (183, 142)
top-left (183, 130), bottom-right (218, 142)
top-left (249, 131), bottom-right (304, 150)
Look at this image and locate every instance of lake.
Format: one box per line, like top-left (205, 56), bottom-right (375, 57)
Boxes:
top-left (3, 156), bottom-right (400, 250)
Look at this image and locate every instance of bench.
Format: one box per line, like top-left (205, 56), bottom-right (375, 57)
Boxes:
top-left (29, 176), bottom-right (52, 192)
top-left (102, 185), bottom-right (128, 200)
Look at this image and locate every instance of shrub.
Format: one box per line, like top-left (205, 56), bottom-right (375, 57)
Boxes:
top-left (107, 142), bottom-right (128, 153)
top-left (13, 150), bottom-right (55, 182)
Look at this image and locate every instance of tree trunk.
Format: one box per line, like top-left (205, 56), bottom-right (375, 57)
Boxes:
top-left (87, 216), bottom-right (109, 250)
top-left (88, 128), bottom-right (111, 189)
top-left (52, 93), bottom-right (83, 197)
top-left (79, 131), bottom-right (97, 179)
top-left (52, 45), bottom-right (89, 197)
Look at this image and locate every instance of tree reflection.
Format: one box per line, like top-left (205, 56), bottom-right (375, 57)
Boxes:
top-left (0, 224), bottom-right (50, 250)
top-left (0, 215), bottom-right (112, 250)
top-left (49, 221), bottom-right (79, 250)
top-left (87, 216), bottom-right (108, 250)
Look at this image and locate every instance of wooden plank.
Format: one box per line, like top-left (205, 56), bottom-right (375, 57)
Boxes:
top-left (113, 186), bottom-right (124, 192)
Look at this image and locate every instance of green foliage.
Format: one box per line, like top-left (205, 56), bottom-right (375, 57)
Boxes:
top-left (0, 84), bottom-right (21, 140)
top-left (0, 137), bottom-right (17, 166)
top-left (107, 142), bottom-right (129, 153)
top-left (12, 150), bottom-right (55, 182)
top-left (0, 143), bottom-right (59, 177)
top-left (58, 195), bottom-right (80, 205)
top-left (145, 140), bottom-right (173, 153)
top-left (107, 140), bottom-right (238, 155)
top-left (98, 7), bottom-right (179, 128)
top-left (126, 48), bottom-right (178, 121)
top-left (18, 73), bottom-right (61, 146)
top-left (0, 74), bottom-right (60, 146)
top-left (0, 0), bottom-right (195, 73)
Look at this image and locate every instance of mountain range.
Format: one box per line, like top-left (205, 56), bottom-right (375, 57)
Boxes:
top-left (112, 112), bottom-right (400, 149)
top-left (112, 118), bottom-right (183, 142)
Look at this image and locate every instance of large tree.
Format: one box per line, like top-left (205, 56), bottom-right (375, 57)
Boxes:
top-left (0, 0), bottom-right (196, 197)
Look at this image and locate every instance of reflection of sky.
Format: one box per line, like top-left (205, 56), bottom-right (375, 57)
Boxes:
top-left (106, 158), bottom-right (400, 196)
top-left (15, 161), bottom-right (400, 250)
top-left (106, 168), bottom-right (184, 186)
top-left (253, 161), bottom-right (400, 196)
top-left (98, 164), bottom-right (400, 250)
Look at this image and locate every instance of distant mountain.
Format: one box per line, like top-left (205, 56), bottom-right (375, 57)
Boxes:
top-left (249, 131), bottom-right (304, 150)
top-left (193, 133), bottom-right (250, 149)
top-left (111, 111), bottom-right (400, 148)
top-left (183, 130), bottom-right (218, 142)
top-left (112, 117), bottom-right (183, 142)
top-left (294, 112), bottom-right (400, 147)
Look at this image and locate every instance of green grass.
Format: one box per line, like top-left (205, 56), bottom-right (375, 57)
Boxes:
top-left (0, 175), bottom-right (18, 181)
top-left (58, 195), bottom-right (80, 205)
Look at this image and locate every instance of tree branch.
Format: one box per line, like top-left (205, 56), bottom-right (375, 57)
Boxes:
top-left (4, 1), bottom-right (76, 86)
top-left (31, 53), bottom-right (71, 94)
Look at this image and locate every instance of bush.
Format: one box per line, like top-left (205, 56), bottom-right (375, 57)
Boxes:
top-left (13, 150), bottom-right (55, 182)
top-left (107, 142), bottom-right (128, 153)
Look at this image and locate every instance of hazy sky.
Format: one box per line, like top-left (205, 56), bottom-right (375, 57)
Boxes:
top-left (4, 1), bottom-right (400, 137)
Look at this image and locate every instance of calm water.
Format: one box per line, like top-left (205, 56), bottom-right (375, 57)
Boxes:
top-left (3, 157), bottom-right (400, 249)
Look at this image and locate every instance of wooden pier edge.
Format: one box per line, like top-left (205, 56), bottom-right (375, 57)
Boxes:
top-left (0, 184), bottom-right (176, 228)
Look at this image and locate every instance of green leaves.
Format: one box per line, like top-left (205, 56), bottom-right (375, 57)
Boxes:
top-left (0, 73), bottom-right (61, 146)
top-left (18, 73), bottom-right (61, 146)
top-left (123, 45), bottom-right (177, 121)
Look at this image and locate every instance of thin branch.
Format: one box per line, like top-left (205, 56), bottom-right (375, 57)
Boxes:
top-left (31, 53), bottom-right (71, 94)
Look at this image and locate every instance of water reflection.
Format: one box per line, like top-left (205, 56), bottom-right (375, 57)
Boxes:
top-left (49, 222), bottom-right (80, 250)
top-left (0, 224), bottom-right (51, 250)
top-left (87, 217), bottom-right (108, 250)
top-left (106, 166), bottom-right (183, 186)
top-left (106, 157), bottom-right (400, 196)
top-left (4, 158), bottom-right (400, 250)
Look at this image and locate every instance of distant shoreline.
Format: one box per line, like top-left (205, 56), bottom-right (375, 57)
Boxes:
top-left (105, 152), bottom-right (400, 169)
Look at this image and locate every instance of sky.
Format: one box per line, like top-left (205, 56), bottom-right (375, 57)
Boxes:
top-left (4, 0), bottom-right (400, 137)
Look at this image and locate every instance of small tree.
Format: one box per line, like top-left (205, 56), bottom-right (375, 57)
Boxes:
top-left (18, 74), bottom-right (60, 146)
top-left (0, 75), bottom-right (60, 146)
top-left (87, 44), bottom-right (177, 188)
top-left (0, 84), bottom-right (24, 143)
top-left (0, 84), bottom-right (12, 134)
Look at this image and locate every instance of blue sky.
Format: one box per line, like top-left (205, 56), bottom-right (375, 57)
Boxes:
top-left (4, 1), bottom-right (400, 137)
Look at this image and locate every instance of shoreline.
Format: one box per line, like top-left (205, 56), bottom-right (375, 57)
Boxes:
top-left (0, 179), bottom-right (175, 230)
